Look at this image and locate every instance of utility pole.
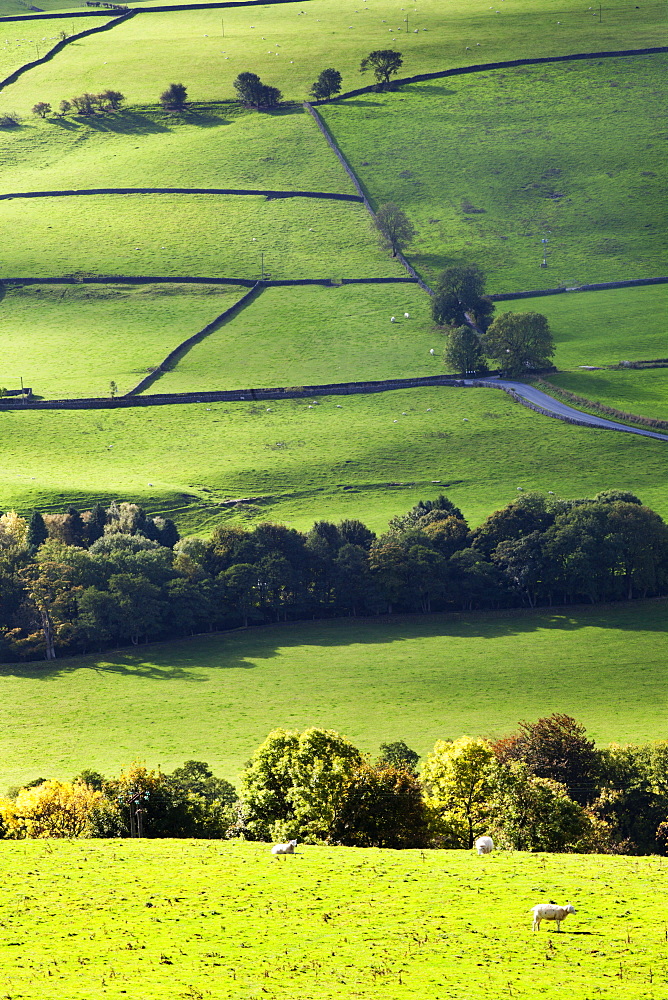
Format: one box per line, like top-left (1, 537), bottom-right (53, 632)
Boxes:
top-left (599, 4), bottom-right (602, 21)
top-left (261, 250), bottom-right (265, 281)
top-left (405, 12), bottom-right (408, 32)
top-left (221, 17), bottom-right (224, 36)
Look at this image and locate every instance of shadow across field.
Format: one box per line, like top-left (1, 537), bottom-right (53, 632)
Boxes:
top-left (2, 601), bottom-right (664, 681)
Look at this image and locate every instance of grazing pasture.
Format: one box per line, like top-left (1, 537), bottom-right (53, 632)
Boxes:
top-left (0, 193), bottom-right (399, 280)
top-left (0, 105), bottom-right (354, 195)
top-left (1, 386), bottom-right (666, 535)
top-left (1, 600), bottom-right (666, 789)
top-left (0, 282), bottom-right (247, 398)
top-left (319, 55), bottom-right (668, 289)
top-left (1, 0), bottom-right (664, 112)
top-left (547, 369), bottom-right (668, 423)
top-left (145, 282), bottom-right (440, 393)
top-left (0, 17), bottom-right (108, 79)
top-left (0, 838), bottom-right (665, 999)
top-left (500, 285), bottom-right (668, 369)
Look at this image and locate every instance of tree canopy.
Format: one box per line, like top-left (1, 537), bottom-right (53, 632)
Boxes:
top-left (310, 68), bottom-right (342, 101)
top-left (443, 324), bottom-right (488, 375)
top-left (482, 311), bottom-right (555, 375)
top-left (359, 49), bottom-right (403, 86)
top-left (432, 265), bottom-right (494, 329)
top-left (233, 72), bottom-right (282, 109)
top-left (373, 202), bottom-right (416, 257)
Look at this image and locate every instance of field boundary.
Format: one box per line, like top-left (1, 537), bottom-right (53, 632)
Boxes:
top-left (0, 188), bottom-right (363, 203)
top-left (304, 101), bottom-right (434, 296)
top-left (312, 46), bottom-right (668, 106)
top-left (0, 0), bottom-right (317, 22)
top-left (491, 276), bottom-right (668, 301)
top-left (125, 281), bottom-right (264, 395)
top-left (0, 11), bottom-right (135, 95)
top-left (1, 275), bottom-right (417, 287)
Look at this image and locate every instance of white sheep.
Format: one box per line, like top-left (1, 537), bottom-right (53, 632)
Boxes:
top-left (531, 903), bottom-right (576, 932)
top-left (404, 312), bottom-right (410, 318)
top-left (474, 835), bottom-right (494, 855)
top-left (390, 316), bottom-right (396, 322)
top-left (429, 348), bottom-right (435, 355)
top-left (271, 839), bottom-right (298, 857)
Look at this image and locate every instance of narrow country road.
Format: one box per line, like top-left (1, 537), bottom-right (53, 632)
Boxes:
top-left (463, 378), bottom-right (668, 442)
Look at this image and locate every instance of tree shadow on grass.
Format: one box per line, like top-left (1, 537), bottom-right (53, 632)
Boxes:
top-left (75, 112), bottom-right (172, 135)
top-left (3, 600), bottom-right (663, 680)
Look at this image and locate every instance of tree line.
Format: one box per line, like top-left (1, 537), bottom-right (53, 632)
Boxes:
top-left (20, 48), bottom-right (406, 126)
top-left (2, 715), bottom-right (667, 856)
top-left (0, 489), bottom-right (666, 662)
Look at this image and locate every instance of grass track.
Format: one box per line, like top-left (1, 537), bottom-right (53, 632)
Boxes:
top-left (319, 55), bottom-right (668, 290)
top-left (0, 601), bottom-right (666, 789)
top-left (0, 386), bottom-right (666, 534)
top-left (144, 283), bottom-right (441, 393)
top-left (0, 841), bottom-right (665, 1000)
top-left (2, 0), bottom-right (665, 113)
top-left (0, 283), bottom-right (246, 398)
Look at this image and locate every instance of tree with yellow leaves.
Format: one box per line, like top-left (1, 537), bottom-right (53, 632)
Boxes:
top-left (422, 736), bottom-right (496, 849)
top-left (0, 780), bottom-right (102, 838)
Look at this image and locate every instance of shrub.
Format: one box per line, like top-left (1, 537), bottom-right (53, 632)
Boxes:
top-left (70, 93), bottom-right (97, 116)
top-left (233, 72), bottom-right (282, 110)
top-left (31, 102), bottom-right (51, 119)
top-left (98, 89), bottom-right (125, 111)
top-left (58, 99), bottom-right (71, 116)
top-left (160, 83), bottom-right (188, 111)
top-left (0, 112), bottom-right (20, 128)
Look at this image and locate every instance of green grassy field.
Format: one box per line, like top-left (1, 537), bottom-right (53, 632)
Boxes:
top-left (501, 286), bottom-right (668, 369)
top-left (146, 283), bottom-right (440, 393)
top-left (1, 840), bottom-right (664, 1000)
top-left (2, 0), bottom-right (665, 114)
top-left (1, 385), bottom-right (666, 535)
top-left (0, 282), bottom-right (248, 398)
top-left (0, 105), bottom-right (354, 194)
top-left (1, 600), bottom-right (666, 791)
top-left (319, 55), bottom-right (668, 290)
top-left (0, 16), bottom-right (108, 78)
top-left (1, 193), bottom-right (399, 279)
top-left (547, 368), bottom-right (668, 423)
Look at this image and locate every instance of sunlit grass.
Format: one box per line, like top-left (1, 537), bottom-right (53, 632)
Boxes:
top-left (319, 55), bottom-right (668, 290)
top-left (0, 840), bottom-right (664, 1000)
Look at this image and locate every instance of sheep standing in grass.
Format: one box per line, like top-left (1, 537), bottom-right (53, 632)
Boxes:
top-left (531, 903), bottom-right (576, 932)
top-left (271, 839), bottom-right (298, 857)
top-left (474, 835), bottom-right (494, 855)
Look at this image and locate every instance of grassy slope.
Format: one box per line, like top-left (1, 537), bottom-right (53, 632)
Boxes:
top-left (319, 56), bottom-right (668, 290)
top-left (0, 283), bottom-right (247, 397)
top-left (1, 601), bottom-right (666, 789)
top-left (1, 193), bottom-right (399, 279)
top-left (0, 841), bottom-right (664, 1000)
top-left (146, 283), bottom-right (441, 392)
top-left (547, 369), bottom-right (668, 423)
top-left (501, 286), bottom-right (668, 369)
top-left (0, 16), bottom-right (108, 78)
top-left (0, 105), bottom-right (355, 194)
top-left (1, 0), bottom-right (665, 113)
top-left (0, 386), bottom-right (666, 535)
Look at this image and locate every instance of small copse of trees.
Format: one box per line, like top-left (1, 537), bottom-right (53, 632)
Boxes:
top-left (233, 72), bottom-right (282, 110)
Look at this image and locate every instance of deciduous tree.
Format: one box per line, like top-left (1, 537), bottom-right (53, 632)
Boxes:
top-left (432, 265), bottom-right (494, 329)
top-left (482, 311), bottom-right (554, 375)
top-left (360, 49), bottom-right (403, 86)
top-left (310, 67), bottom-right (342, 101)
top-left (422, 737), bottom-right (496, 848)
top-left (373, 202), bottom-right (416, 257)
top-left (443, 324), bottom-right (488, 374)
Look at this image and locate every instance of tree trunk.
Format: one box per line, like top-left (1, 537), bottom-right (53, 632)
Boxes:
top-left (40, 608), bottom-right (56, 661)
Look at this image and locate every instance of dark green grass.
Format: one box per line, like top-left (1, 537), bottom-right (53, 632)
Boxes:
top-left (501, 286), bottom-right (668, 369)
top-left (2, 0), bottom-right (665, 113)
top-left (0, 193), bottom-right (399, 279)
top-left (1, 601), bottom-right (666, 790)
top-left (319, 56), bottom-right (668, 290)
top-left (146, 283), bottom-right (441, 393)
top-left (548, 369), bottom-right (668, 423)
top-left (0, 386), bottom-right (666, 538)
top-left (0, 105), bottom-right (355, 194)
top-left (0, 283), bottom-right (247, 398)
top-left (0, 841), bottom-right (664, 1000)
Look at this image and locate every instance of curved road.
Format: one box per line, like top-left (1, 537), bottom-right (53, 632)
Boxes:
top-left (464, 377), bottom-right (668, 442)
